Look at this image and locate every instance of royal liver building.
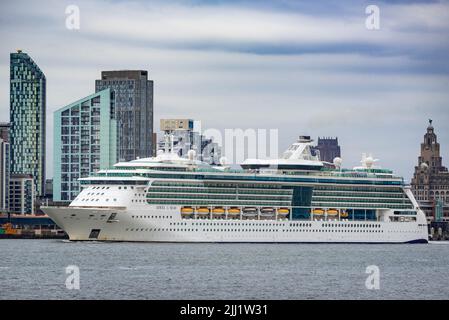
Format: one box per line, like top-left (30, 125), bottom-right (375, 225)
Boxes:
top-left (411, 120), bottom-right (449, 221)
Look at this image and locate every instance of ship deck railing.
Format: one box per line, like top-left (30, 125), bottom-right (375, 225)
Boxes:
top-left (41, 206), bottom-right (127, 210)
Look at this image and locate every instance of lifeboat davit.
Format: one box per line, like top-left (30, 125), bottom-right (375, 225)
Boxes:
top-left (260, 207), bottom-right (275, 214)
top-left (242, 207), bottom-right (258, 214)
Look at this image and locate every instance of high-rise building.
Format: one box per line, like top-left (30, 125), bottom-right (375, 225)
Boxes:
top-left (411, 120), bottom-right (449, 221)
top-left (45, 178), bottom-right (53, 201)
top-left (95, 70), bottom-right (154, 161)
top-left (0, 138), bottom-right (10, 212)
top-left (10, 50), bottom-right (46, 197)
top-left (0, 122), bottom-right (10, 142)
top-left (9, 174), bottom-right (34, 215)
top-left (312, 137), bottom-right (341, 163)
top-left (152, 132), bottom-right (157, 158)
top-left (53, 89), bottom-right (117, 201)
top-left (158, 119), bottom-right (221, 165)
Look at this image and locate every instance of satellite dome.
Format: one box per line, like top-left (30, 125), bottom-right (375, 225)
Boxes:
top-left (365, 156), bottom-right (374, 168)
top-left (333, 157), bottom-right (342, 168)
top-left (420, 162), bottom-right (429, 170)
top-left (219, 157), bottom-right (228, 166)
top-left (157, 149), bottom-right (164, 156)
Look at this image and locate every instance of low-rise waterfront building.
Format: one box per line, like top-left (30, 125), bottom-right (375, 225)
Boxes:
top-left (0, 137), bottom-right (10, 212)
top-left (158, 119), bottom-right (221, 164)
top-left (0, 122), bottom-right (10, 142)
top-left (9, 174), bottom-right (34, 215)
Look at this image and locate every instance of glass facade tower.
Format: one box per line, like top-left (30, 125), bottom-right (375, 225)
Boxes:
top-left (53, 89), bottom-right (117, 201)
top-left (10, 50), bottom-right (46, 197)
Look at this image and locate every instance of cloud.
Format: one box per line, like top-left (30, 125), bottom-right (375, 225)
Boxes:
top-left (0, 0), bottom-right (448, 180)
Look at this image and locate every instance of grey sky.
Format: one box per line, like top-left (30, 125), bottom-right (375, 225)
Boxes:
top-left (0, 0), bottom-right (448, 180)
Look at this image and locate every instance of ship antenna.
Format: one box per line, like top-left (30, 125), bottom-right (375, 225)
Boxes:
top-left (170, 132), bottom-right (175, 154)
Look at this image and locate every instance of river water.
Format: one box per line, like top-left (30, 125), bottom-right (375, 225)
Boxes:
top-left (1, 240), bottom-right (448, 299)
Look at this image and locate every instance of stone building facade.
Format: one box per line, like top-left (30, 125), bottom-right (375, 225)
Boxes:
top-left (311, 137), bottom-right (341, 163)
top-left (411, 120), bottom-right (449, 222)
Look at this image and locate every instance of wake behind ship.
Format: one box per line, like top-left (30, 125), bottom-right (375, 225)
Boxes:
top-left (42, 136), bottom-right (428, 243)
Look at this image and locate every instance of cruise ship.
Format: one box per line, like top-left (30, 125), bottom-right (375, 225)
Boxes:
top-left (42, 136), bottom-right (429, 243)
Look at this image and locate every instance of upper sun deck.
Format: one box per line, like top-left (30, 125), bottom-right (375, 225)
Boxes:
top-left (81, 158), bottom-right (401, 186)
top-left (88, 166), bottom-right (398, 179)
top-left (79, 136), bottom-right (402, 184)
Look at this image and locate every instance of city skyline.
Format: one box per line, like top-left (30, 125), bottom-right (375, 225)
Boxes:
top-left (2, 0), bottom-right (449, 305)
top-left (0, 0), bottom-right (448, 181)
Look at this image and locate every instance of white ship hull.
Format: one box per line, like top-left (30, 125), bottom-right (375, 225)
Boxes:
top-left (42, 205), bottom-right (429, 243)
top-left (45, 137), bottom-right (429, 244)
